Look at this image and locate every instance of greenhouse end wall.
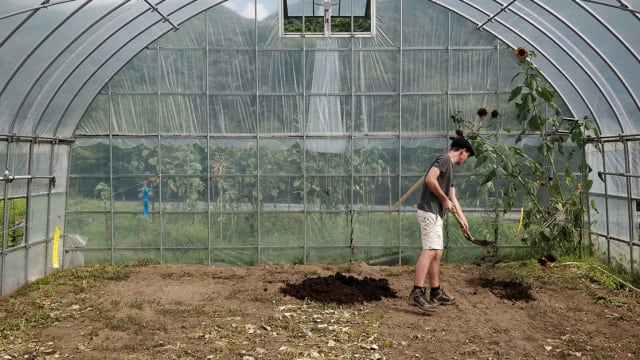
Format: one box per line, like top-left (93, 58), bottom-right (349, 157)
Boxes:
top-left (3, 1), bottom-right (639, 296)
top-left (65, 1), bottom-right (545, 268)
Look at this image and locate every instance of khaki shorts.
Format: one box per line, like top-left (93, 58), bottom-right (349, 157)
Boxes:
top-left (416, 209), bottom-right (443, 250)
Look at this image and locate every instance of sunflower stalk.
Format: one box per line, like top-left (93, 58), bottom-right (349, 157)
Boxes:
top-left (523, 61), bottom-right (566, 205)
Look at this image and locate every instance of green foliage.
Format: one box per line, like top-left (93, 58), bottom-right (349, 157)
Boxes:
top-left (284, 17), bottom-right (371, 34)
top-left (69, 264), bottom-right (132, 282)
top-left (0, 198), bottom-right (27, 248)
top-left (332, 17), bottom-right (372, 33)
top-left (284, 17), bottom-right (324, 33)
top-left (453, 49), bottom-right (601, 257)
top-left (94, 182), bottom-right (111, 203)
top-left (154, 145), bottom-right (205, 209)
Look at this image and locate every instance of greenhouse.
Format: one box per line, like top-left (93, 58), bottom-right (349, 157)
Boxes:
top-left (0, 0), bottom-right (638, 297)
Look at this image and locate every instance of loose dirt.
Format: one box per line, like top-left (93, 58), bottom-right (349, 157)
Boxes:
top-left (1, 261), bottom-right (639, 359)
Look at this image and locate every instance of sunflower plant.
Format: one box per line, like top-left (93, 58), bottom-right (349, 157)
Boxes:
top-left (453, 46), bottom-right (601, 256)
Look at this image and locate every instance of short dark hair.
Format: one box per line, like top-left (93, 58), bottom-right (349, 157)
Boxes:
top-left (450, 137), bottom-right (475, 157)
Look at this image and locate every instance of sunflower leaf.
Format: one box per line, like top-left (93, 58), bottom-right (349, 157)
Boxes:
top-left (508, 86), bottom-right (523, 102)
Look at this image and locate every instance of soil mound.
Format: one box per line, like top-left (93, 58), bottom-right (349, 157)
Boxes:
top-left (280, 272), bottom-right (398, 304)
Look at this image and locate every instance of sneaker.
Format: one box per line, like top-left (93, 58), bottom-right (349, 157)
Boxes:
top-left (430, 288), bottom-right (456, 305)
top-left (407, 288), bottom-right (437, 313)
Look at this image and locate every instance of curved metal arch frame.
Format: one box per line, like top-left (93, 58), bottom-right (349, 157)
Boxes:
top-left (0, 2), bottom-right (91, 98)
top-left (22, 0), bottom-right (133, 130)
top-left (0, 8), bottom-right (35, 49)
top-left (37, 0), bottom-right (174, 135)
top-left (65, 0), bottom-right (630, 136)
top-left (449, 0), bottom-right (631, 134)
top-left (6, 0), bottom-right (95, 133)
top-left (508, 1), bottom-right (625, 132)
top-left (0, 0), bottom-right (81, 21)
top-left (0, 0), bottom-right (183, 136)
top-left (49, 1), bottom-right (184, 135)
top-left (0, 0), bottom-right (138, 135)
top-left (54, 0), bottom-right (230, 136)
top-left (574, 1), bottom-right (639, 59)
top-left (45, 0), bottom-right (229, 136)
top-left (436, 0), bottom-right (600, 131)
top-left (27, 0), bottom-right (173, 135)
top-left (534, 1), bottom-right (638, 131)
top-left (0, 0), bottom-right (638, 138)
top-left (582, 0), bottom-right (640, 15)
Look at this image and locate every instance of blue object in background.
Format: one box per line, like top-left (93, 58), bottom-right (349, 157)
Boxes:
top-left (143, 187), bottom-right (149, 217)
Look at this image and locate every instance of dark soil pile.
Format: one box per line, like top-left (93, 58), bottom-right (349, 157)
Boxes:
top-left (280, 270), bottom-right (536, 305)
top-left (280, 272), bottom-right (398, 304)
top-left (476, 277), bottom-right (536, 302)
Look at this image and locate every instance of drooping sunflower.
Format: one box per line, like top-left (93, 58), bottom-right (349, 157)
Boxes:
top-left (477, 108), bottom-right (488, 118)
top-left (514, 46), bottom-right (529, 61)
top-left (491, 110), bottom-right (499, 118)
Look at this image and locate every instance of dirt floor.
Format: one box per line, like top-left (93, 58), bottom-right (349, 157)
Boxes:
top-left (1, 259), bottom-right (639, 359)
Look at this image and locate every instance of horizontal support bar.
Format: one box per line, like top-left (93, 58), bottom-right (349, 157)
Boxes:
top-left (597, 171), bottom-right (640, 179)
top-left (1, 171), bottom-right (56, 184)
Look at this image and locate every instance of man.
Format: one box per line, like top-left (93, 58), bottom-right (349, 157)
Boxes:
top-left (408, 136), bottom-right (474, 313)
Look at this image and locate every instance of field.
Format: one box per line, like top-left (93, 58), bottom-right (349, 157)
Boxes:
top-left (1, 259), bottom-right (639, 359)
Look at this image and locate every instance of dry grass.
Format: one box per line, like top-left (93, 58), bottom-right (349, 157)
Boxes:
top-left (1, 259), bottom-right (639, 359)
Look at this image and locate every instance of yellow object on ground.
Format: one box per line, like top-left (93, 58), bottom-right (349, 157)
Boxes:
top-left (53, 226), bottom-right (60, 269)
top-left (515, 207), bottom-right (524, 236)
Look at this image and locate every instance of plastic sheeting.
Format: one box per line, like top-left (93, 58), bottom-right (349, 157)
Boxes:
top-left (1, 0), bottom-right (639, 294)
top-left (0, 0), bottom-right (638, 138)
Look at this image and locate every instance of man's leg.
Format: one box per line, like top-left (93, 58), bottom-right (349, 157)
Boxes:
top-left (409, 210), bottom-right (439, 312)
top-left (408, 250), bottom-right (437, 312)
top-left (426, 249), bottom-right (443, 287)
top-left (427, 250), bottom-right (456, 305)
top-left (414, 249), bottom-right (436, 287)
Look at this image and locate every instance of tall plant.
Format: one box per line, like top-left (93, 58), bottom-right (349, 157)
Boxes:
top-left (454, 46), bottom-right (600, 255)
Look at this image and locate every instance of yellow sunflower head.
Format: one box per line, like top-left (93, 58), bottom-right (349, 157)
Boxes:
top-left (514, 46), bottom-right (529, 61)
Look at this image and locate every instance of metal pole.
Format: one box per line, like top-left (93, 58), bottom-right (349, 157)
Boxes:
top-left (476, 0), bottom-right (518, 30)
top-left (623, 139), bottom-right (634, 275)
top-left (0, 0), bottom-right (81, 21)
top-left (600, 144), bottom-right (611, 266)
top-left (142, 0), bottom-right (180, 31)
top-left (580, 0), bottom-right (640, 14)
top-left (1, 174), bottom-right (8, 296)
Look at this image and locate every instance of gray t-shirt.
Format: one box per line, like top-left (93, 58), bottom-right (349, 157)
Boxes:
top-left (417, 154), bottom-right (453, 218)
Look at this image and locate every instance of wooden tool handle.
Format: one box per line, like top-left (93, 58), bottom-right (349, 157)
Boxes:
top-left (391, 176), bottom-right (424, 210)
top-left (450, 207), bottom-right (492, 246)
